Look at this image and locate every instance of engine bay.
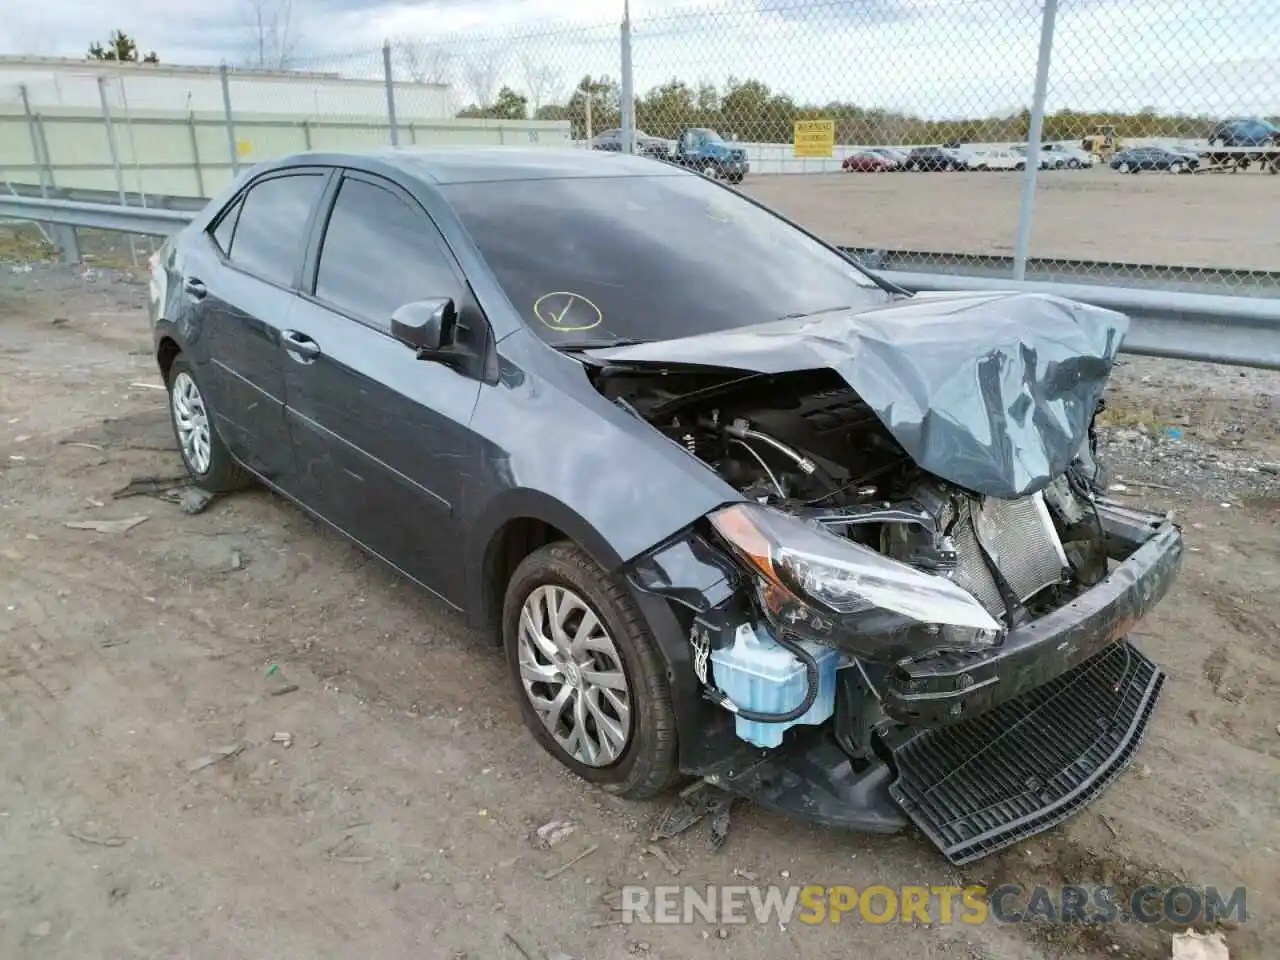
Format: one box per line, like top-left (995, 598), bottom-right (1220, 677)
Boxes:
top-left (601, 367), bottom-right (1111, 632)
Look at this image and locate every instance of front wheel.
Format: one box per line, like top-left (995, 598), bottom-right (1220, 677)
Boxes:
top-left (502, 542), bottom-right (679, 800)
top-left (1067, 158), bottom-right (1081, 169)
top-left (166, 355), bottom-right (253, 492)
top-left (1170, 162), bottom-right (1183, 174)
top-left (699, 162), bottom-right (718, 179)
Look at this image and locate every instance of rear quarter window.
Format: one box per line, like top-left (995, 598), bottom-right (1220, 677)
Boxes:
top-left (210, 197), bottom-right (242, 255)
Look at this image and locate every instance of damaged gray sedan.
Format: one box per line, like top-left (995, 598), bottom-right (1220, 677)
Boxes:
top-left (149, 147), bottom-right (1182, 864)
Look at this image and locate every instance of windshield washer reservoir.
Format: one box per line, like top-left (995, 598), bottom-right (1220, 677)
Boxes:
top-left (711, 622), bottom-right (839, 748)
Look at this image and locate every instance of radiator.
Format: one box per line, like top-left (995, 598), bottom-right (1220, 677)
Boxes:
top-left (950, 492), bottom-right (1069, 615)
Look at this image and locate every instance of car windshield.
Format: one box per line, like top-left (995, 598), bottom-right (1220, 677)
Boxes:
top-left (441, 173), bottom-right (885, 346)
top-left (696, 129), bottom-right (725, 144)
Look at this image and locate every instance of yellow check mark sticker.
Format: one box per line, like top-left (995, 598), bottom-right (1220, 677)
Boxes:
top-left (532, 291), bottom-right (604, 332)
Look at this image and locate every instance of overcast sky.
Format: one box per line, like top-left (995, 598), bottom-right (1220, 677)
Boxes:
top-left (2, 0), bottom-right (1277, 118)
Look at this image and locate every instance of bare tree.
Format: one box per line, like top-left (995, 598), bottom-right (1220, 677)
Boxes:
top-left (461, 50), bottom-right (504, 108)
top-left (398, 41), bottom-right (453, 85)
top-left (520, 53), bottom-right (561, 114)
top-left (243, 0), bottom-right (297, 70)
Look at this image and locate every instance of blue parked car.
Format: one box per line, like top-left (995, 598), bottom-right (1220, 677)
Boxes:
top-left (669, 127), bottom-right (750, 183)
top-left (1207, 117), bottom-right (1279, 148)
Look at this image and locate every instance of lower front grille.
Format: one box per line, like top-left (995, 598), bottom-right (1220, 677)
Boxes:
top-left (888, 640), bottom-right (1164, 865)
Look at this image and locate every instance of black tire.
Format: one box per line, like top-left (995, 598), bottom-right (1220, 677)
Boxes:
top-left (165, 354), bottom-right (253, 492)
top-left (1067, 158), bottom-right (1081, 169)
top-left (502, 541), bottom-right (679, 800)
top-left (699, 161), bottom-right (718, 179)
top-left (727, 173), bottom-right (744, 184)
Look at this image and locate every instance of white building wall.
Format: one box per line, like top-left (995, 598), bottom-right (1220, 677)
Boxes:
top-left (0, 56), bottom-right (452, 120)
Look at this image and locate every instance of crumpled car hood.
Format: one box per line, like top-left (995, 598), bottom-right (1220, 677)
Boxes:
top-left (586, 290), bottom-right (1128, 498)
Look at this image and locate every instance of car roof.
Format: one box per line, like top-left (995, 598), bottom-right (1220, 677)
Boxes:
top-left (260, 146), bottom-right (682, 185)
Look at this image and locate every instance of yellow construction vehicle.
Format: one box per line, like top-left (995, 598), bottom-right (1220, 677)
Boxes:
top-left (1081, 125), bottom-right (1120, 162)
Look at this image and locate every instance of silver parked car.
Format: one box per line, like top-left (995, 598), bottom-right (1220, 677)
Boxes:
top-left (1041, 143), bottom-right (1093, 168)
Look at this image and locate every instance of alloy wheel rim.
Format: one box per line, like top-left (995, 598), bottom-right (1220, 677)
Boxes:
top-left (171, 371), bottom-right (212, 474)
top-left (516, 584), bottom-right (631, 767)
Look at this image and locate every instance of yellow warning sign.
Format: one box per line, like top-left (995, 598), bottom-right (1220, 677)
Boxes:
top-left (793, 119), bottom-right (835, 158)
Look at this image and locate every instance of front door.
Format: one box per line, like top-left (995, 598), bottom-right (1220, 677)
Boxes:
top-left (282, 172), bottom-right (483, 606)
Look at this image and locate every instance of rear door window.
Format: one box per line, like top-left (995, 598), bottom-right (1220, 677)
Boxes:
top-left (227, 173), bottom-right (326, 287)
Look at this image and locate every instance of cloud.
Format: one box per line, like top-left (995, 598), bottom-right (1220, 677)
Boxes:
top-left (1, 0), bottom-right (1277, 117)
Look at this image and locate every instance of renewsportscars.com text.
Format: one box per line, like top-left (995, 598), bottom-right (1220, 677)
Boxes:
top-left (620, 884), bottom-right (1247, 927)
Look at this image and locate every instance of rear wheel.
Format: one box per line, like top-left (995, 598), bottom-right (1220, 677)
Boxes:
top-left (1170, 162), bottom-right (1184, 174)
top-left (699, 161), bottom-right (718, 179)
top-left (1067, 158), bottom-right (1081, 169)
top-left (502, 542), bottom-right (679, 800)
top-left (166, 355), bottom-right (252, 492)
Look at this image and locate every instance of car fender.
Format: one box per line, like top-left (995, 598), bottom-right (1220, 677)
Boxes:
top-left (465, 485), bottom-right (630, 609)
top-left (460, 329), bottom-right (743, 627)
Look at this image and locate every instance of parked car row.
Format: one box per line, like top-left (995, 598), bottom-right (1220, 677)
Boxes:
top-left (840, 142), bottom-right (1094, 172)
top-left (589, 123), bottom-right (1271, 180)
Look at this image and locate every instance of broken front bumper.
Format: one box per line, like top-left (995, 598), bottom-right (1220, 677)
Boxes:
top-left (642, 501), bottom-right (1181, 862)
top-left (629, 500), bottom-right (1181, 862)
top-left (882, 504), bottom-right (1182, 727)
top-left (695, 636), bottom-right (1166, 863)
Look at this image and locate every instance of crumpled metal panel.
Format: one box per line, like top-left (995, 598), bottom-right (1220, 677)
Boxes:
top-left (587, 290), bottom-right (1128, 498)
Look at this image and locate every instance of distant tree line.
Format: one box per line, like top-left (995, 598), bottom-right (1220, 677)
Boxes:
top-left (458, 73), bottom-right (1274, 144)
top-left (87, 30), bottom-right (159, 64)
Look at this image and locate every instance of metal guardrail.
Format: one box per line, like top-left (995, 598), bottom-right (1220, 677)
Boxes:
top-left (0, 195), bottom-right (191, 237)
top-left (845, 247), bottom-right (1280, 299)
top-left (879, 271), bottom-right (1280, 371)
top-left (2, 195), bottom-right (1277, 370)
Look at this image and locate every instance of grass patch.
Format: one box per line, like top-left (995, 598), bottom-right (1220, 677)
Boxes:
top-left (1098, 404), bottom-right (1174, 433)
top-left (0, 227), bottom-right (58, 262)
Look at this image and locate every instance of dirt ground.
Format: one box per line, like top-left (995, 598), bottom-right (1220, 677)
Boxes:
top-left (740, 166), bottom-right (1280, 272)
top-left (0, 258), bottom-right (1277, 960)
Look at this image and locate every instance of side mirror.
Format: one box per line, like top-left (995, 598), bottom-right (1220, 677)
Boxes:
top-left (390, 298), bottom-right (455, 354)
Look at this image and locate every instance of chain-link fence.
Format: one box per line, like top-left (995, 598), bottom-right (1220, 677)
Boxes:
top-left (1, 0), bottom-right (1278, 287)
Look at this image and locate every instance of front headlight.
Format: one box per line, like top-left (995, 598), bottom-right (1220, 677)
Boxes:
top-left (709, 502), bottom-right (1003, 662)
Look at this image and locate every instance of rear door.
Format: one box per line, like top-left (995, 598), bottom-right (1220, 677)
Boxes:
top-left (282, 171), bottom-right (484, 605)
top-left (185, 169), bottom-right (329, 487)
